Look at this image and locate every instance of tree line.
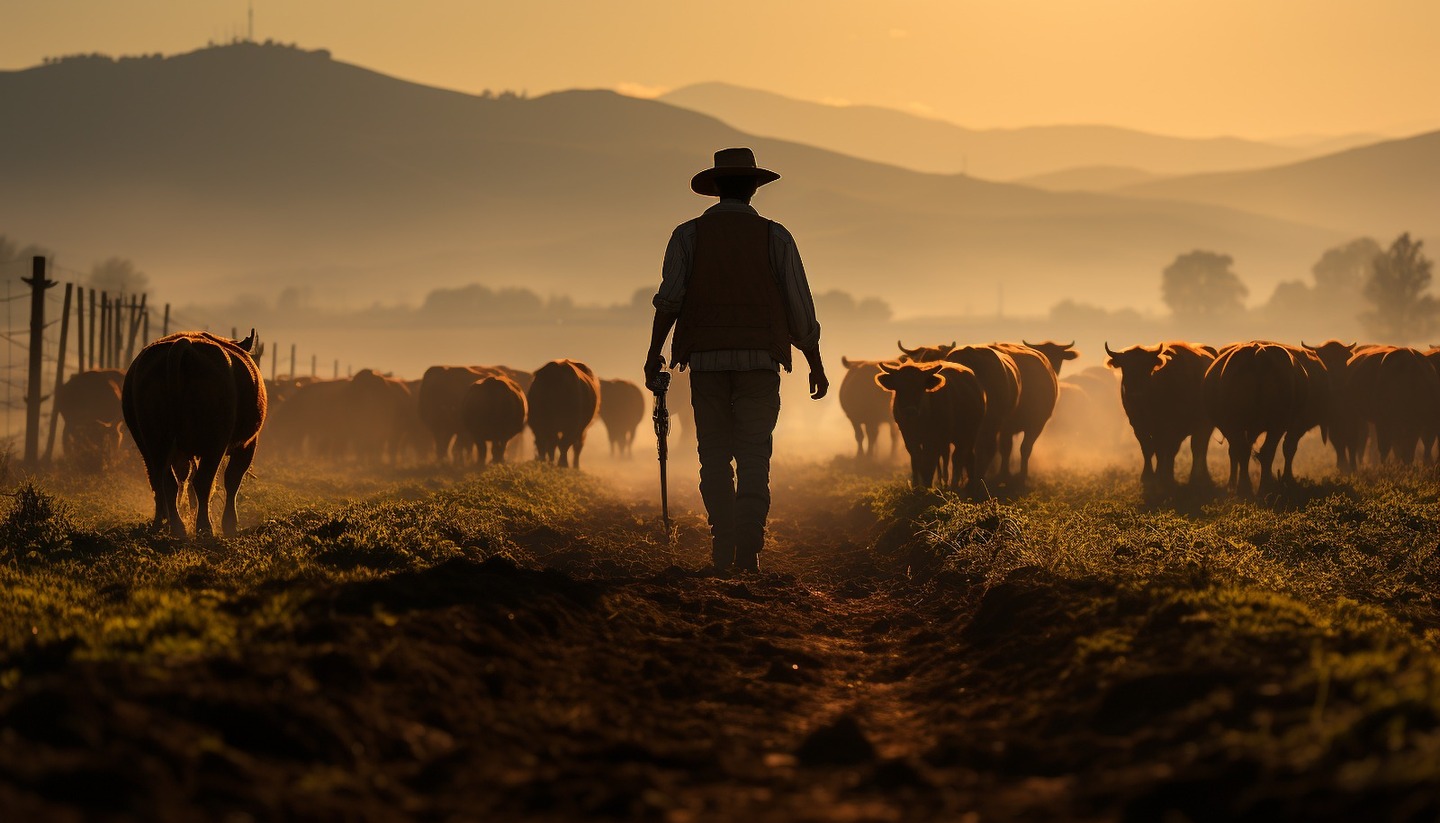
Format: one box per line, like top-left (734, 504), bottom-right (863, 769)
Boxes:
top-left (1156, 233), bottom-right (1433, 342)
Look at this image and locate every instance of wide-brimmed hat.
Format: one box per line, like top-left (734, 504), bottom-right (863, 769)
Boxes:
top-left (690, 147), bottom-right (781, 196)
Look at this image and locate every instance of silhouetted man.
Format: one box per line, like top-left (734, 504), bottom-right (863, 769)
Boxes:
top-left (645, 147), bottom-right (828, 573)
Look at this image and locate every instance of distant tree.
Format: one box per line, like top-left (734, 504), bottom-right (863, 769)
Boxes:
top-left (1360, 233), bottom-right (1437, 343)
top-left (87, 257), bottom-right (149, 295)
top-left (814, 289), bottom-right (893, 323)
top-left (1313, 237), bottom-right (1380, 299)
top-left (1161, 251), bottom-right (1248, 319)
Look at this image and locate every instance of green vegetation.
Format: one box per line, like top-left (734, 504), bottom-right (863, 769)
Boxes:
top-left (4, 459), bottom-right (1440, 818)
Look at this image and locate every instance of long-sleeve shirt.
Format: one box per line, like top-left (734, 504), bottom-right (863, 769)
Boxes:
top-left (653, 199), bottom-right (822, 372)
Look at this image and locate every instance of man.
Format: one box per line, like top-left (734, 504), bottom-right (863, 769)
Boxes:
top-left (644, 147), bottom-right (828, 573)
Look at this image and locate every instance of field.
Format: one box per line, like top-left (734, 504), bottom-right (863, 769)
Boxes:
top-left (4, 446), bottom-right (1440, 822)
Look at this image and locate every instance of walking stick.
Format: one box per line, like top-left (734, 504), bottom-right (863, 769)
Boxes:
top-left (651, 370), bottom-right (672, 533)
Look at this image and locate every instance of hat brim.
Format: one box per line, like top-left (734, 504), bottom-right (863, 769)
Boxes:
top-left (690, 166), bottom-right (781, 197)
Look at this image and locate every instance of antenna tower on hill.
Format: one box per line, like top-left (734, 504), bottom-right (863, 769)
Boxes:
top-left (248, 2), bottom-right (254, 42)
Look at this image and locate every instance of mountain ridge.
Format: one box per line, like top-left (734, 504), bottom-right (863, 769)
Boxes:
top-left (0, 43), bottom-right (1386, 317)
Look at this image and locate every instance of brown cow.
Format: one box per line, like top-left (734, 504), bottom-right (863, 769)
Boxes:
top-left (419, 365), bottom-right (500, 463)
top-left (122, 331), bottom-right (267, 537)
top-left (942, 345), bottom-right (1021, 486)
top-left (1348, 346), bottom-right (1440, 465)
top-left (55, 368), bottom-right (125, 469)
top-left (875, 361), bottom-right (986, 491)
top-left (598, 378), bottom-right (645, 458)
top-left (839, 356), bottom-right (898, 462)
top-left (461, 375), bottom-right (528, 465)
top-left (1105, 342), bottom-right (1215, 490)
top-left (527, 359), bottom-right (601, 468)
top-left (1203, 342), bottom-right (1310, 496)
top-left (993, 342), bottom-right (1060, 484)
top-left (347, 369), bottom-right (415, 464)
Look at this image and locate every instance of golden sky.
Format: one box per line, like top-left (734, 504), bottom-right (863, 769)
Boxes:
top-left (5, 0), bottom-right (1438, 139)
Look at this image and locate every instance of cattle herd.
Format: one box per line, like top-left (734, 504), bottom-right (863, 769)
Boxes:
top-left (44, 329), bottom-right (1440, 537)
top-left (848, 339), bottom-right (1440, 497)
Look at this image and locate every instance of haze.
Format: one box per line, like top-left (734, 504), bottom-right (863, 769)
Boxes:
top-left (4, 0), bottom-right (1439, 139)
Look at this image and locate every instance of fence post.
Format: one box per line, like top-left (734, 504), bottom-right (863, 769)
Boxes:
top-left (22, 256), bottom-right (56, 467)
top-left (333, 359), bottom-right (338, 379)
top-left (142, 306), bottom-right (150, 345)
top-left (44, 283), bottom-right (74, 463)
top-left (290, 344), bottom-right (296, 381)
top-left (124, 294), bottom-right (146, 365)
top-left (270, 343), bottom-right (278, 383)
top-left (311, 354), bottom-right (316, 378)
top-left (75, 286), bottom-right (85, 374)
top-left (99, 291), bottom-right (109, 370)
top-left (162, 303), bottom-right (170, 337)
top-left (113, 293), bottom-right (123, 369)
top-left (88, 289), bottom-right (97, 369)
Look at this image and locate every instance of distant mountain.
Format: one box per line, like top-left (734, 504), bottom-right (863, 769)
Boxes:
top-left (1118, 131), bottom-right (1440, 239)
top-left (1015, 166), bottom-right (1166, 193)
top-left (658, 82), bottom-right (1317, 181)
top-left (0, 44), bottom-right (1357, 319)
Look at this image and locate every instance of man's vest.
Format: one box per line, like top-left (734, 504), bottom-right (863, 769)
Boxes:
top-left (671, 211), bottom-right (793, 371)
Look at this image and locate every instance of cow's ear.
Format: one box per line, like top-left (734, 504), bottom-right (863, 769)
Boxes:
top-left (1105, 357), bottom-right (1120, 369)
top-left (1063, 349), bottom-right (1079, 361)
top-left (925, 372), bottom-right (947, 392)
top-left (875, 372), bottom-right (897, 391)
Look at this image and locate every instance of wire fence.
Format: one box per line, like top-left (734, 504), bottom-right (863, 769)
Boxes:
top-left (0, 256), bottom-right (342, 459)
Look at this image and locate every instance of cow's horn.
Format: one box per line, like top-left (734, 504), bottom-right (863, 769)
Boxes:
top-left (237, 328), bottom-right (256, 352)
top-left (877, 361), bottom-right (899, 374)
top-left (1104, 341), bottom-right (1118, 358)
top-left (897, 340), bottom-right (920, 358)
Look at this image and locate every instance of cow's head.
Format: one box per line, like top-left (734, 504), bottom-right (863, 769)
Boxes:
top-left (1303, 339), bottom-right (1358, 373)
top-left (1022, 340), bottom-right (1080, 375)
top-left (1104, 342), bottom-right (1165, 381)
top-left (875, 362), bottom-right (947, 413)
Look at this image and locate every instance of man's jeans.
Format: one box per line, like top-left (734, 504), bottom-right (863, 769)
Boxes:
top-left (689, 369), bottom-right (781, 564)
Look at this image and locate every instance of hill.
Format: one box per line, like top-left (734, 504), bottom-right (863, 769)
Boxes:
top-left (1118, 131), bottom-right (1440, 239)
top-left (0, 43), bottom-right (1351, 317)
top-left (659, 82), bottom-right (1315, 180)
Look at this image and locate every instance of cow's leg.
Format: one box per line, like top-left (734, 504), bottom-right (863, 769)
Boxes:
top-left (1156, 440), bottom-right (1179, 489)
top-left (908, 447), bottom-right (926, 488)
top-left (220, 443), bottom-right (257, 537)
top-left (851, 421), bottom-right (864, 461)
top-left (1189, 427), bottom-right (1212, 487)
top-left (571, 433), bottom-right (586, 470)
top-left (888, 422), bottom-right (899, 460)
top-left (140, 448), bottom-right (176, 534)
top-left (997, 432), bottom-right (1015, 481)
top-left (1231, 437), bottom-right (1254, 497)
top-left (190, 452), bottom-right (224, 536)
top-left (865, 422), bottom-right (882, 461)
top-left (1257, 431), bottom-right (1282, 493)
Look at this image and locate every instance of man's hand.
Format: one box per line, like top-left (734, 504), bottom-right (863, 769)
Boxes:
top-left (644, 353), bottom-right (667, 393)
top-left (801, 347), bottom-right (829, 400)
top-left (808, 367), bottom-right (829, 400)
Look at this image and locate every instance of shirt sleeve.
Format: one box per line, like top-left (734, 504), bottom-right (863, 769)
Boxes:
top-left (772, 223), bottom-right (822, 351)
top-left (652, 223), bottom-right (693, 314)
